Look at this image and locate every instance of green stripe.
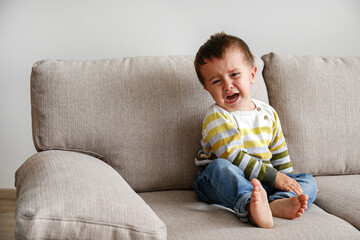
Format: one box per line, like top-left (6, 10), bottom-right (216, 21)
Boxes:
top-left (271, 150), bottom-right (289, 161)
top-left (274, 162), bottom-right (293, 171)
top-left (261, 160), bottom-right (271, 165)
top-left (244, 158), bottom-right (257, 180)
top-left (257, 164), bottom-right (267, 182)
top-left (233, 151), bottom-right (246, 166)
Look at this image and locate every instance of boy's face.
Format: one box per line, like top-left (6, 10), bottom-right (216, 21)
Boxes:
top-left (200, 47), bottom-right (257, 112)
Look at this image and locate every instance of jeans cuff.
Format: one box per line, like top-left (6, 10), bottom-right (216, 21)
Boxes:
top-left (268, 191), bottom-right (296, 202)
top-left (234, 192), bottom-right (252, 223)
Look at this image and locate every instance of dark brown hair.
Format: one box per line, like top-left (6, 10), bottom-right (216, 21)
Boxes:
top-left (194, 32), bottom-right (255, 85)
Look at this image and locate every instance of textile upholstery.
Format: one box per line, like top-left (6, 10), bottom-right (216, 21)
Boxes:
top-left (15, 54), bottom-right (360, 239)
top-left (15, 150), bottom-right (166, 239)
top-left (262, 53), bottom-right (360, 175)
top-left (139, 190), bottom-right (359, 239)
top-left (30, 56), bottom-right (267, 192)
top-left (315, 175), bottom-right (360, 229)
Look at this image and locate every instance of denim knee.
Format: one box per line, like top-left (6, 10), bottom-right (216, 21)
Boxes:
top-left (289, 172), bottom-right (318, 207)
top-left (302, 173), bottom-right (318, 206)
top-left (193, 158), bottom-right (253, 218)
top-left (208, 158), bottom-right (231, 170)
top-left (193, 159), bottom-right (230, 203)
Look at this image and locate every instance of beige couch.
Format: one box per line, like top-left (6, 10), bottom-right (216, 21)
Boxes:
top-left (15, 54), bottom-right (360, 239)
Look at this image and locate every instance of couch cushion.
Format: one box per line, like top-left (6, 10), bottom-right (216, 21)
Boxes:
top-left (15, 150), bottom-right (166, 240)
top-left (315, 174), bottom-right (360, 230)
top-left (139, 190), bottom-right (360, 239)
top-left (262, 53), bottom-right (360, 175)
top-left (30, 56), bottom-right (268, 192)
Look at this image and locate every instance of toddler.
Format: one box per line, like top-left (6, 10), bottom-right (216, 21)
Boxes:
top-left (193, 32), bottom-right (317, 228)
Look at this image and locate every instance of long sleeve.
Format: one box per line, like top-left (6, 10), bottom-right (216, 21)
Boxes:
top-left (269, 111), bottom-right (295, 174)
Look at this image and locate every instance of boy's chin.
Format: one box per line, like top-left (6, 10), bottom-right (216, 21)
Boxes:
top-left (218, 101), bottom-right (254, 112)
top-left (217, 103), bottom-right (237, 112)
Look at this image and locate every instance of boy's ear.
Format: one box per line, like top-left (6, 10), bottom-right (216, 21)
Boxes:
top-left (251, 66), bottom-right (257, 84)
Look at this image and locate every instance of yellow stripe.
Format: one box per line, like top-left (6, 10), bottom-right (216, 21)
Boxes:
top-left (244, 139), bottom-right (271, 148)
top-left (272, 111), bottom-right (280, 133)
top-left (273, 126), bottom-right (280, 137)
top-left (269, 130), bottom-right (283, 147)
top-left (220, 145), bottom-right (242, 159)
top-left (213, 134), bottom-right (244, 153)
top-left (274, 111), bottom-right (279, 121)
top-left (204, 147), bottom-right (212, 153)
top-left (203, 112), bottom-right (230, 131)
top-left (269, 141), bottom-right (286, 152)
top-left (204, 122), bottom-right (235, 143)
top-left (250, 151), bottom-right (272, 160)
top-left (239, 126), bottom-right (272, 136)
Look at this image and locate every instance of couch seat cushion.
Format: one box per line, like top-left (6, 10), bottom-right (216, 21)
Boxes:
top-left (139, 190), bottom-right (360, 239)
top-left (315, 174), bottom-right (360, 230)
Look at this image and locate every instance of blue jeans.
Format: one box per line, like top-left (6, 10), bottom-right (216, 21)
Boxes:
top-left (193, 159), bottom-right (317, 222)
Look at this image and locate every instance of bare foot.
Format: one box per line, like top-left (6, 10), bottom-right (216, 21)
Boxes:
top-left (269, 194), bottom-right (308, 219)
top-left (247, 179), bottom-right (273, 228)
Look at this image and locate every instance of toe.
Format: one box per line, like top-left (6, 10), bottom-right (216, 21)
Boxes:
top-left (251, 178), bottom-right (261, 187)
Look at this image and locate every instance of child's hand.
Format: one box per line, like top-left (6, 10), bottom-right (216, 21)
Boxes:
top-left (274, 172), bottom-right (303, 195)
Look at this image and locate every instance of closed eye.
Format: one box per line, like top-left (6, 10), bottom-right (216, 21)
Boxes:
top-left (212, 79), bottom-right (220, 85)
top-left (231, 72), bottom-right (240, 77)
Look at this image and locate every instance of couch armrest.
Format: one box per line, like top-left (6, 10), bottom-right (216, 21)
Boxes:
top-left (15, 150), bottom-right (167, 240)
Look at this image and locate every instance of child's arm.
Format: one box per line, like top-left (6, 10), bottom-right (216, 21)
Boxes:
top-left (268, 111), bottom-right (294, 174)
top-left (200, 111), bottom-right (277, 187)
top-left (269, 110), bottom-right (303, 195)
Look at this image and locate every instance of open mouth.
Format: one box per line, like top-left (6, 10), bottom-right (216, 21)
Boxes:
top-left (226, 93), bottom-right (239, 103)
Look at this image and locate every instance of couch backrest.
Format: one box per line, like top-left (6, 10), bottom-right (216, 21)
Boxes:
top-left (262, 53), bottom-right (360, 176)
top-left (31, 56), bottom-right (268, 192)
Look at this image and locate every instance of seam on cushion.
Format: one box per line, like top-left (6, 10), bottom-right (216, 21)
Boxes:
top-left (37, 147), bottom-right (111, 165)
top-left (15, 149), bottom-right (111, 193)
top-left (14, 169), bottom-right (23, 191)
top-left (14, 158), bottom-right (35, 195)
top-left (17, 213), bottom-right (166, 237)
top-left (312, 172), bottom-right (360, 177)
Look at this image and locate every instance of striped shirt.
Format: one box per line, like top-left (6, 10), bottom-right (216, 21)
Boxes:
top-left (196, 99), bottom-right (294, 187)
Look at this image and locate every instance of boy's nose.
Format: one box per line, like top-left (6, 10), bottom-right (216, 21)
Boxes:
top-left (223, 80), bottom-right (233, 91)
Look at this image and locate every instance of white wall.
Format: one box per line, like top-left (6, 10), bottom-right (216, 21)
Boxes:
top-left (1, 0), bottom-right (360, 188)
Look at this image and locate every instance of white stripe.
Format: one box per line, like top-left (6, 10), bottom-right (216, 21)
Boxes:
top-left (216, 139), bottom-right (244, 159)
top-left (228, 148), bottom-right (243, 163)
top-left (249, 161), bottom-right (261, 180)
top-left (208, 128), bottom-right (239, 146)
top-left (203, 115), bottom-right (228, 137)
top-left (270, 136), bottom-right (285, 150)
top-left (279, 167), bottom-right (293, 174)
top-left (239, 154), bottom-right (251, 170)
top-left (271, 144), bottom-right (287, 155)
top-left (201, 139), bottom-right (211, 149)
top-left (271, 156), bottom-right (291, 166)
top-left (242, 133), bottom-right (272, 142)
top-left (195, 158), bottom-right (214, 166)
top-left (247, 146), bottom-right (271, 154)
